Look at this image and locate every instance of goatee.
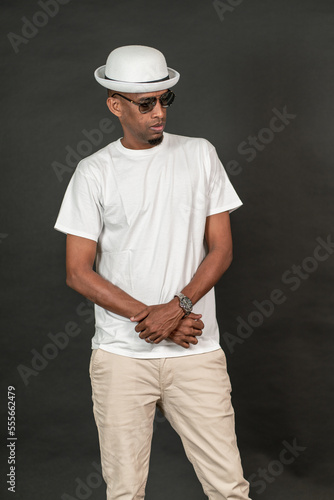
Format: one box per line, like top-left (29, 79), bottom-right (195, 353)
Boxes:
top-left (148, 135), bottom-right (164, 146)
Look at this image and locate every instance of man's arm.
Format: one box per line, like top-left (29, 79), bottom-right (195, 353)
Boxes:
top-left (65, 234), bottom-right (146, 318)
top-left (132, 210), bottom-right (233, 343)
top-left (182, 210), bottom-right (233, 304)
top-left (65, 234), bottom-right (204, 346)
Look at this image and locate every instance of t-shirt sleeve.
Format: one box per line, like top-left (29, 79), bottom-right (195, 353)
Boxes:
top-left (54, 165), bottom-right (103, 242)
top-left (206, 144), bottom-right (243, 216)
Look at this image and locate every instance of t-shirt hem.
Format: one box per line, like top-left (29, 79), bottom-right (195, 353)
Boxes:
top-left (54, 223), bottom-right (99, 242)
top-left (92, 343), bottom-right (222, 359)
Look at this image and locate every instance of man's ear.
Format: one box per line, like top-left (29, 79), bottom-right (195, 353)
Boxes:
top-left (106, 96), bottom-right (122, 117)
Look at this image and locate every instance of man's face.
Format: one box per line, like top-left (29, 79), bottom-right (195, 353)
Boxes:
top-left (107, 89), bottom-right (168, 149)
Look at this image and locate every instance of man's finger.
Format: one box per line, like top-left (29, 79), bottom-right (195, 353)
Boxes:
top-left (151, 332), bottom-right (169, 344)
top-left (140, 330), bottom-right (159, 341)
top-left (185, 318), bottom-right (204, 329)
top-left (130, 308), bottom-right (149, 322)
top-left (191, 319), bottom-right (204, 329)
top-left (135, 318), bottom-right (153, 333)
top-left (179, 336), bottom-right (198, 347)
top-left (138, 328), bottom-right (151, 338)
top-left (188, 312), bottom-right (202, 319)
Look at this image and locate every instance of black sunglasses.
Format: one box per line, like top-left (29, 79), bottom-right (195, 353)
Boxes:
top-left (111, 89), bottom-right (175, 114)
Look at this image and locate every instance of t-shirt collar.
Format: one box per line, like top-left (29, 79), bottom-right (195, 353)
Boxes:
top-left (115, 132), bottom-right (169, 156)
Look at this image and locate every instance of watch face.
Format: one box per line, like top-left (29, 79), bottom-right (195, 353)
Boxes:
top-left (181, 296), bottom-right (192, 312)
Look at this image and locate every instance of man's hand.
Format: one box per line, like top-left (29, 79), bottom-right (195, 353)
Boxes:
top-left (168, 313), bottom-right (204, 348)
top-left (130, 298), bottom-right (185, 344)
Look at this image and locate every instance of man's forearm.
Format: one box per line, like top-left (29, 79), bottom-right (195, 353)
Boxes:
top-left (181, 247), bottom-right (233, 306)
top-left (66, 268), bottom-right (146, 318)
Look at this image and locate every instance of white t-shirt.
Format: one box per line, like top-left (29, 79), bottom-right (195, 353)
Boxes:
top-left (54, 132), bottom-right (242, 358)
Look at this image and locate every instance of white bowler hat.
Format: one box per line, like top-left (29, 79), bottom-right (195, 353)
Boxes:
top-left (94, 45), bottom-right (180, 93)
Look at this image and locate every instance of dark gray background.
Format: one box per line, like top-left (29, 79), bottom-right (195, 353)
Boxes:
top-left (1, 0), bottom-right (334, 499)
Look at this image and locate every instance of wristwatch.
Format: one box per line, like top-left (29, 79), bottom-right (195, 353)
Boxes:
top-left (174, 292), bottom-right (193, 316)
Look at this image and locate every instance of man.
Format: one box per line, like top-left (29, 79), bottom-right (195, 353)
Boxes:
top-left (54, 45), bottom-right (251, 500)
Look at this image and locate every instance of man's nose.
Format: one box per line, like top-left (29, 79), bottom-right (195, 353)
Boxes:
top-left (151, 99), bottom-right (165, 118)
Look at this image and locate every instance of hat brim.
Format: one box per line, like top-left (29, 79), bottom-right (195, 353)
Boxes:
top-left (94, 65), bottom-right (180, 92)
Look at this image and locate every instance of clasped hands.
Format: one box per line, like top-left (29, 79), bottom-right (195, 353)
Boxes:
top-left (130, 298), bottom-right (204, 349)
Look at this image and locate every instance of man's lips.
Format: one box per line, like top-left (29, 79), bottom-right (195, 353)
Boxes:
top-left (150, 123), bottom-right (165, 132)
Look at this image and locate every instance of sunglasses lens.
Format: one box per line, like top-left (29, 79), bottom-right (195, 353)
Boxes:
top-left (161, 91), bottom-right (175, 107)
top-left (138, 91), bottom-right (175, 113)
top-left (139, 101), bottom-right (154, 113)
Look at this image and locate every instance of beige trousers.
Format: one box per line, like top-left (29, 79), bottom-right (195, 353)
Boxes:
top-left (89, 347), bottom-right (251, 500)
